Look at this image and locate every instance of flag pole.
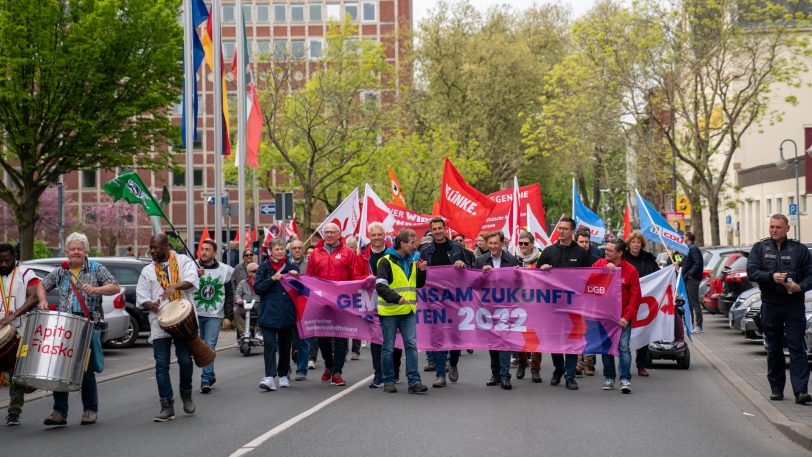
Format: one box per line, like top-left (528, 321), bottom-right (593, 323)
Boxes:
top-left (183, 0), bottom-right (196, 257)
top-left (236, 0), bottom-right (247, 254)
top-left (635, 189), bottom-right (675, 264)
top-left (213, 0), bottom-right (224, 259)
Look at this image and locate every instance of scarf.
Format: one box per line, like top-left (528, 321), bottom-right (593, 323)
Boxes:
top-left (155, 251), bottom-right (182, 301)
top-left (271, 258), bottom-right (286, 273)
top-left (516, 247), bottom-right (539, 266)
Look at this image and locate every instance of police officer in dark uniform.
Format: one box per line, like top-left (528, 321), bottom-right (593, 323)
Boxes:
top-left (746, 213), bottom-right (812, 404)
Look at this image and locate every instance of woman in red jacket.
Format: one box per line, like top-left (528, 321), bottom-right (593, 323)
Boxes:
top-left (593, 239), bottom-right (642, 394)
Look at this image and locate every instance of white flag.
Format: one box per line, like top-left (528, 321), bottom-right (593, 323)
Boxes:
top-left (316, 188), bottom-right (360, 239)
top-left (358, 183), bottom-right (396, 245)
top-left (630, 265), bottom-right (677, 349)
top-left (526, 203), bottom-right (551, 250)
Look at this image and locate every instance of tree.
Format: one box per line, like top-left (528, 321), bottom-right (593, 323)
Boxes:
top-left (573, 0), bottom-right (810, 244)
top-left (83, 199), bottom-right (135, 256)
top-left (415, 1), bottom-right (570, 191)
top-left (257, 19), bottom-right (395, 233)
top-left (0, 186), bottom-right (76, 240)
top-left (0, 0), bottom-right (182, 259)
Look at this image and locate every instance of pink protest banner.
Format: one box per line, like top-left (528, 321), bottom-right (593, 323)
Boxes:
top-left (282, 266), bottom-right (623, 355)
top-left (416, 266), bottom-right (622, 355)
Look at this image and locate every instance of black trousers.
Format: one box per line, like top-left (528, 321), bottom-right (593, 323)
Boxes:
top-left (762, 301), bottom-right (810, 395)
top-left (370, 342), bottom-right (402, 378)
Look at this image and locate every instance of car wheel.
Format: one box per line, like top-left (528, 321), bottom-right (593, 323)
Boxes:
top-left (678, 348), bottom-right (691, 369)
top-left (104, 314), bottom-right (139, 349)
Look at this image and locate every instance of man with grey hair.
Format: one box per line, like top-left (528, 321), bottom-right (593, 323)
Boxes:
top-left (41, 232), bottom-right (120, 426)
top-left (306, 222), bottom-right (368, 386)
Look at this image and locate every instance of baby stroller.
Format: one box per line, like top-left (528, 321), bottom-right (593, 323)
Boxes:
top-left (239, 300), bottom-right (263, 357)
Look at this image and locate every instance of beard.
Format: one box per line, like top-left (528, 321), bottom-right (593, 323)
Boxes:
top-left (0, 265), bottom-right (14, 276)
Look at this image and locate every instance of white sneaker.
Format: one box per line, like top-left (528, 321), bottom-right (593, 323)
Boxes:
top-left (620, 379), bottom-right (631, 394)
top-left (307, 360), bottom-right (316, 370)
top-left (279, 376), bottom-right (290, 388)
top-left (693, 326), bottom-right (702, 334)
top-left (259, 377), bottom-right (276, 391)
top-left (361, 341), bottom-right (368, 348)
top-left (602, 378), bottom-right (615, 390)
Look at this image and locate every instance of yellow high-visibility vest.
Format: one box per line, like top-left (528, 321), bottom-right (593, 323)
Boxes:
top-left (376, 254), bottom-right (416, 316)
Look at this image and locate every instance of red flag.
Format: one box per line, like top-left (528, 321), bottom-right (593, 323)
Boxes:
top-left (286, 218), bottom-right (299, 238)
top-left (548, 213), bottom-right (566, 244)
top-left (439, 158), bottom-right (496, 239)
top-left (358, 184), bottom-right (396, 244)
top-left (623, 204), bottom-right (632, 241)
top-left (387, 204), bottom-right (434, 236)
top-left (480, 183), bottom-right (547, 233)
top-left (431, 200), bottom-right (440, 216)
top-left (197, 227), bottom-right (211, 259)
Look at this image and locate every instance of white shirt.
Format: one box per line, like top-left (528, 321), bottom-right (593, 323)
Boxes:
top-left (491, 254), bottom-right (501, 269)
top-left (0, 266), bottom-right (39, 330)
top-left (194, 261), bottom-right (233, 318)
top-left (136, 253), bottom-right (199, 343)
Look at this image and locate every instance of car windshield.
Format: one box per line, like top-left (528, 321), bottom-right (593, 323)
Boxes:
top-left (728, 255), bottom-right (748, 271)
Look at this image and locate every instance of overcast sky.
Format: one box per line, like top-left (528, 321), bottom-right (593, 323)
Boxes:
top-left (412, 0), bottom-right (602, 25)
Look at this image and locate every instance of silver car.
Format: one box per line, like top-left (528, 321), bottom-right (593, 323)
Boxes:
top-left (20, 263), bottom-right (129, 343)
top-left (729, 287), bottom-right (759, 332)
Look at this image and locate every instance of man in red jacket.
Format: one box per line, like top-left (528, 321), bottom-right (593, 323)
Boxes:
top-left (592, 239), bottom-right (641, 394)
top-left (306, 223), bottom-right (368, 386)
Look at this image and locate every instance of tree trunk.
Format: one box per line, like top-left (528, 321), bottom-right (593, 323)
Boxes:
top-left (16, 190), bottom-right (40, 261)
top-left (302, 188), bottom-right (314, 243)
top-left (707, 193), bottom-right (721, 247)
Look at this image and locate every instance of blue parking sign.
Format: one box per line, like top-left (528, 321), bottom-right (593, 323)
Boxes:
top-left (789, 203), bottom-right (798, 215)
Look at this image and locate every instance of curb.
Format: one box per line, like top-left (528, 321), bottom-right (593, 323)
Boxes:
top-left (0, 342), bottom-right (238, 411)
top-left (691, 335), bottom-right (812, 450)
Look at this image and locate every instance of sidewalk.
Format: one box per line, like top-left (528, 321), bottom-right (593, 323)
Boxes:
top-left (0, 331), bottom-right (239, 409)
top-left (692, 313), bottom-right (812, 450)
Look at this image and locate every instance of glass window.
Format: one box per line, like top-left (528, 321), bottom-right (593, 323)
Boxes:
top-left (274, 4), bottom-right (286, 22)
top-left (291, 4), bottom-right (304, 22)
top-left (309, 3), bottom-right (322, 21)
top-left (361, 90), bottom-right (379, 105)
top-left (309, 39), bottom-right (323, 59)
top-left (362, 2), bottom-right (376, 21)
top-left (766, 198), bottom-right (772, 216)
top-left (274, 39), bottom-right (288, 57)
top-left (173, 169), bottom-right (203, 187)
top-left (171, 102), bottom-right (183, 116)
top-left (777, 197), bottom-right (783, 213)
top-left (256, 5), bottom-right (269, 23)
top-left (105, 266), bottom-right (142, 286)
top-left (326, 4), bottom-right (341, 19)
top-left (291, 40), bottom-right (306, 60)
top-left (223, 41), bottom-right (236, 62)
top-left (82, 170), bottom-right (97, 188)
top-left (242, 4), bottom-right (252, 24)
top-left (257, 40), bottom-right (271, 57)
top-left (344, 3), bottom-right (358, 21)
top-left (222, 4), bottom-right (235, 23)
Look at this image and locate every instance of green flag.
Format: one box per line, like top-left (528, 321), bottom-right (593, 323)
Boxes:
top-left (103, 172), bottom-right (169, 221)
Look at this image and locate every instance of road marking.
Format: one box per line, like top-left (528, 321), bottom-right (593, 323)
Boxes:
top-left (229, 374), bottom-right (373, 457)
top-left (743, 412), bottom-right (755, 417)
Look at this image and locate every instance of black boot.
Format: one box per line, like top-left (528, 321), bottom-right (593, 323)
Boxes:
top-left (180, 389), bottom-right (196, 415)
top-left (153, 399), bottom-right (175, 422)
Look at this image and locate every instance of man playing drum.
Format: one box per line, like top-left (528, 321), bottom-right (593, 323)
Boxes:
top-left (40, 232), bottom-right (119, 426)
top-left (0, 243), bottom-right (44, 426)
top-left (194, 239), bottom-right (233, 394)
top-left (137, 233), bottom-right (200, 422)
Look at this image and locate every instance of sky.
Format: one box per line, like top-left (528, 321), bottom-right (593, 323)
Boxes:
top-left (412, 0), bottom-right (602, 25)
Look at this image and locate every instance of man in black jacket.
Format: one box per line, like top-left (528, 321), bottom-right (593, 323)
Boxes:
top-left (747, 214), bottom-right (812, 404)
top-left (535, 217), bottom-right (592, 391)
top-left (681, 232), bottom-right (704, 333)
top-left (475, 231), bottom-right (520, 390)
top-left (419, 217), bottom-right (471, 387)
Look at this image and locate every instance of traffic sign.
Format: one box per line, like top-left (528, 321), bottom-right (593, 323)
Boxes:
top-left (676, 196), bottom-right (691, 215)
top-left (789, 203), bottom-right (798, 215)
top-left (207, 196), bottom-right (228, 205)
top-left (725, 215), bottom-right (732, 225)
top-left (259, 204), bottom-right (276, 215)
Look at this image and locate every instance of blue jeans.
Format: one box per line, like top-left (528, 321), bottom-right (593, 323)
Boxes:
top-left (551, 353), bottom-right (578, 379)
top-left (602, 325), bottom-right (632, 381)
top-left (198, 316), bottom-right (222, 384)
top-left (380, 313), bottom-right (420, 386)
top-left (428, 351), bottom-right (447, 377)
top-left (489, 350), bottom-right (511, 380)
top-left (53, 346), bottom-right (98, 417)
top-left (153, 337), bottom-right (193, 401)
top-left (295, 334), bottom-right (310, 376)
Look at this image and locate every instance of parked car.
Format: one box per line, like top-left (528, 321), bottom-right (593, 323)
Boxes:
top-left (703, 253), bottom-right (744, 315)
top-left (728, 287), bottom-right (759, 332)
top-left (743, 291), bottom-right (812, 347)
top-left (699, 247), bottom-right (741, 313)
top-left (20, 263), bottom-right (129, 343)
top-left (23, 257), bottom-right (150, 348)
top-left (718, 251), bottom-right (752, 315)
top-left (760, 300), bottom-right (812, 358)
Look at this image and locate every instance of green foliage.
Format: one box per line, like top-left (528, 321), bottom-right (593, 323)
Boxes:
top-left (32, 240), bottom-right (51, 259)
top-left (0, 0), bottom-right (183, 259)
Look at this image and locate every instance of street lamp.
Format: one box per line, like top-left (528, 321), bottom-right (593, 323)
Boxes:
top-left (776, 139), bottom-right (812, 240)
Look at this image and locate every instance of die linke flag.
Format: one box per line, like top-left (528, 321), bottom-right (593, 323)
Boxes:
top-left (388, 168), bottom-right (406, 208)
top-left (635, 189), bottom-right (689, 256)
top-left (573, 179), bottom-right (606, 243)
top-left (358, 183), bottom-right (396, 244)
top-left (439, 158), bottom-right (496, 239)
top-left (201, 8), bottom-right (232, 155)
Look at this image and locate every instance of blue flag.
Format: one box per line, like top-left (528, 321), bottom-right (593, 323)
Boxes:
top-left (573, 179), bottom-right (605, 243)
top-left (635, 189), bottom-right (689, 255)
top-left (676, 269), bottom-right (693, 339)
top-left (180, 0), bottom-right (209, 149)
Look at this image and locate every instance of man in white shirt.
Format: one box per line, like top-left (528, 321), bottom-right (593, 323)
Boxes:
top-left (194, 239), bottom-right (233, 394)
top-left (137, 234), bottom-right (199, 422)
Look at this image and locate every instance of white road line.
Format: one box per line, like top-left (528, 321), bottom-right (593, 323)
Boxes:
top-left (229, 374), bottom-right (374, 457)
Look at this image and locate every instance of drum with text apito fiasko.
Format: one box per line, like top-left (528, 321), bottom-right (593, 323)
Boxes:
top-left (13, 311), bottom-right (93, 392)
top-left (157, 299), bottom-right (216, 368)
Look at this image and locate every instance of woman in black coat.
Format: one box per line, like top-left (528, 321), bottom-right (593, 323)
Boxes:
top-left (253, 238), bottom-right (299, 391)
top-left (624, 233), bottom-right (660, 377)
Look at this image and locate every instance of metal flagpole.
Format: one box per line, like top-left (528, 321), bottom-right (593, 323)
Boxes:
top-left (213, 0), bottom-right (224, 257)
top-left (236, 0), bottom-right (247, 254)
top-left (183, 0), bottom-right (196, 252)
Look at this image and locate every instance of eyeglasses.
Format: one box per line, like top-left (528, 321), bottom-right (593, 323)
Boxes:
top-left (290, 246), bottom-right (303, 250)
top-left (518, 242), bottom-right (531, 246)
top-left (244, 253), bottom-right (254, 257)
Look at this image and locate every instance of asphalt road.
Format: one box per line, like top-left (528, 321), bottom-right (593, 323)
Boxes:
top-left (1, 341), bottom-right (808, 457)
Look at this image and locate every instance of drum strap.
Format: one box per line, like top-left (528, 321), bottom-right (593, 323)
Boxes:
top-left (68, 279), bottom-right (92, 320)
top-left (0, 268), bottom-right (16, 317)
